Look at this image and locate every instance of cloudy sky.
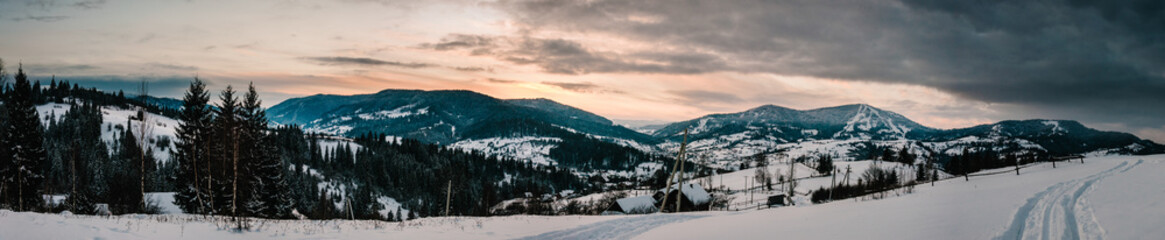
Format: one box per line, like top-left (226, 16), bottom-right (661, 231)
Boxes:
top-left (2, 0), bottom-right (1164, 142)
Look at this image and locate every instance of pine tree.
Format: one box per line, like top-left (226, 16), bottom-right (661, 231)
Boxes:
top-left (4, 66), bottom-right (47, 211)
top-left (898, 146), bottom-right (913, 164)
top-left (240, 83), bottom-right (293, 219)
top-left (0, 59), bottom-right (10, 209)
top-left (212, 85), bottom-right (242, 217)
top-left (173, 78), bottom-right (214, 214)
top-left (815, 154), bottom-right (834, 175)
top-left (110, 121), bottom-right (146, 213)
top-left (395, 206), bottom-right (403, 222)
top-left (60, 101), bottom-right (105, 214)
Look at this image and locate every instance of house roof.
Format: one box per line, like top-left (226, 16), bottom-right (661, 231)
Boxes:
top-left (659, 183), bottom-right (711, 205)
top-left (614, 195), bottom-right (658, 212)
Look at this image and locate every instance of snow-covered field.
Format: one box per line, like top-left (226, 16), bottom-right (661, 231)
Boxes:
top-left (3, 154), bottom-right (1163, 239)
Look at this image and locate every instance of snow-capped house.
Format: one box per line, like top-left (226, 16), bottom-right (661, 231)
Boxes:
top-left (602, 195), bottom-right (659, 215)
top-left (653, 183), bottom-right (712, 212)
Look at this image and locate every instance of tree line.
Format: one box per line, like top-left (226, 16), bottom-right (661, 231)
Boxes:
top-left (1, 61), bottom-right (609, 221)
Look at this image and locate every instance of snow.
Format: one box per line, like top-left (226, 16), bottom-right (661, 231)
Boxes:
top-left (316, 138), bottom-right (362, 159)
top-left (612, 196), bottom-right (659, 213)
top-left (1043, 120), bottom-right (1066, 135)
top-left (638, 155), bottom-right (1161, 240)
top-left (148, 192), bottom-right (182, 214)
top-left (356, 104), bottom-right (429, 120)
top-left (451, 137), bottom-right (561, 166)
top-left (37, 103), bottom-right (180, 164)
top-left (834, 104), bottom-right (910, 139)
top-left (376, 197), bottom-right (411, 220)
top-left (669, 183), bottom-right (710, 205)
top-left (5, 155), bottom-right (1164, 239)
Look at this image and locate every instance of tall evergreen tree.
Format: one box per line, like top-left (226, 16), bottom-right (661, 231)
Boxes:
top-left (212, 85), bottom-right (242, 218)
top-left (0, 58), bottom-right (10, 209)
top-left (61, 101), bottom-right (106, 214)
top-left (173, 78), bottom-right (214, 214)
top-left (4, 66), bottom-right (47, 211)
top-left (240, 83), bottom-right (292, 219)
top-left (109, 120), bottom-right (146, 214)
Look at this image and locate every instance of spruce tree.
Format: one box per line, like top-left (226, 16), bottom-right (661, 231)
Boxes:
top-left (0, 59), bottom-right (10, 209)
top-left (173, 78), bottom-right (214, 214)
top-left (110, 120), bottom-right (145, 213)
top-left (4, 66), bottom-right (47, 211)
top-left (213, 85), bottom-right (242, 220)
top-left (61, 102), bottom-right (105, 214)
top-left (240, 83), bottom-right (292, 219)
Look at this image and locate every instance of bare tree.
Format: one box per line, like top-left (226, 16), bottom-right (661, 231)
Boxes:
top-left (136, 81), bottom-right (155, 212)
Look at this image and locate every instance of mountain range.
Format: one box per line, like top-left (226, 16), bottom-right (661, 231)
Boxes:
top-left (267, 89), bottom-right (1165, 172)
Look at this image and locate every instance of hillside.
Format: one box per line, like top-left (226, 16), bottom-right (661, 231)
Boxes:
top-left (5, 155), bottom-right (1161, 239)
top-left (268, 89), bottom-right (668, 177)
top-left (653, 104), bottom-right (1165, 169)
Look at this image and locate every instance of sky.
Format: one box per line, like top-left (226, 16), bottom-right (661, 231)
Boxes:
top-left (1, 0), bottom-right (1164, 142)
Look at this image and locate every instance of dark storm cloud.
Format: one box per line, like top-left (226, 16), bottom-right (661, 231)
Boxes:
top-left (426, 35), bottom-right (727, 74)
top-left (23, 63), bottom-right (97, 73)
top-left (541, 81), bottom-right (623, 94)
top-left (485, 78), bottom-right (518, 84)
top-left (10, 15), bottom-right (69, 22)
top-left (302, 57), bottom-right (435, 69)
top-left (40, 75), bottom-right (196, 98)
top-left (451, 66), bottom-right (490, 72)
top-left (145, 62), bottom-right (199, 71)
top-left (73, 0), bottom-right (107, 9)
top-left (475, 0), bottom-right (1165, 131)
top-left (668, 90), bottom-right (743, 105)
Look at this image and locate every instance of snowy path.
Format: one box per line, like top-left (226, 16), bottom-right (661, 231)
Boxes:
top-left (515, 213), bottom-right (715, 240)
top-left (995, 159), bottom-right (1142, 240)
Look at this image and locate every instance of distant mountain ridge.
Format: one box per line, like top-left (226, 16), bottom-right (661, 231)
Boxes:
top-left (268, 89), bottom-right (666, 177)
top-left (268, 89), bottom-right (653, 144)
top-left (653, 104), bottom-right (1164, 169)
top-left (653, 104), bottom-right (934, 141)
top-left (268, 88), bottom-right (1164, 172)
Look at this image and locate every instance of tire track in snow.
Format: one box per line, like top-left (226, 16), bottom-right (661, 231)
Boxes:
top-left (994, 160), bottom-right (1143, 240)
top-left (513, 214), bottom-right (712, 240)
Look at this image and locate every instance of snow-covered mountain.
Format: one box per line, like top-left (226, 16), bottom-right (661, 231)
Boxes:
top-left (268, 89), bottom-right (1164, 172)
top-left (268, 89), bottom-right (665, 175)
top-left (653, 104), bottom-right (931, 142)
top-left (653, 104), bottom-right (1165, 169)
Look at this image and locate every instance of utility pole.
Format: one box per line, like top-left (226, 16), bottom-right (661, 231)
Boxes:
top-left (658, 128), bottom-right (688, 213)
top-left (828, 168), bottom-right (837, 202)
top-left (445, 180), bottom-right (452, 216)
top-left (843, 165), bottom-right (851, 186)
top-left (1014, 155), bottom-right (1021, 175)
top-left (347, 195), bottom-right (354, 220)
top-left (70, 141), bottom-right (77, 211)
top-left (930, 157), bottom-right (937, 187)
top-left (675, 145), bottom-right (686, 213)
top-left (786, 154), bottom-right (796, 205)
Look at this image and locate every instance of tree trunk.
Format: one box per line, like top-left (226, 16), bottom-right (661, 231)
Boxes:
top-left (232, 130), bottom-right (240, 229)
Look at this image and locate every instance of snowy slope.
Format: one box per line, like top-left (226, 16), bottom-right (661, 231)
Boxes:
top-left (37, 103), bottom-right (179, 163)
top-left (4, 154), bottom-right (1162, 239)
top-left (652, 104), bottom-right (1162, 170)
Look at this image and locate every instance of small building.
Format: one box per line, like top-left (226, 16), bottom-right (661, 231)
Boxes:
top-left (767, 194), bottom-right (787, 207)
top-left (94, 203), bottom-right (112, 216)
top-left (602, 195), bottom-right (659, 215)
top-left (653, 183), bottom-right (712, 212)
top-left (1053, 155), bottom-right (1085, 163)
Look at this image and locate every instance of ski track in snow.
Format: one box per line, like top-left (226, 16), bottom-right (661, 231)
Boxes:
top-left (513, 214), bottom-right (711, 240)
top-left (995, 159), bottom-right (1144, 240)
